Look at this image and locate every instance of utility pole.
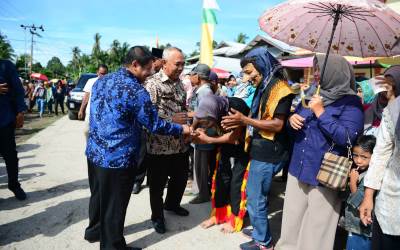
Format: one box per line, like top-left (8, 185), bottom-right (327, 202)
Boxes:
top-left (20, 24), bottom-right (44, 75)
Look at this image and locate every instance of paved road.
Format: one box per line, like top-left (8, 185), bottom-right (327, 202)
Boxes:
top-left (0, 117), bottom-right (285, 250)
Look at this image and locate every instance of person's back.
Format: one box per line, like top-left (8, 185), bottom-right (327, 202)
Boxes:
top-left (87, 68), bottom-right (144, 168)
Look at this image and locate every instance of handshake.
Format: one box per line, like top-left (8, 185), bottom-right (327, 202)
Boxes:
top-left (171, 112), bottom-right (202, 143)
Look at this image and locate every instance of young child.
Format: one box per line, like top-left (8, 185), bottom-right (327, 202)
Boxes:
top-left (345, 135), bottom-right (376, 250)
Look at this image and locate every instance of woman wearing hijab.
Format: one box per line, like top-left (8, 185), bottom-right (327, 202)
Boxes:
top-left (222, 48), bottom-right (294, 250)
top-left (359, 94), bottom-right (400, 250)
top-left (364, 65), bottom-right (400, 136)
top-left (192, 95), bottom-right (250, 233)
top-left (275, 54), bottom-right (364, 250)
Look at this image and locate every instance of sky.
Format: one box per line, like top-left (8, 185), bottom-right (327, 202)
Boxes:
top-left (0, 0), bottom-right (283, 66)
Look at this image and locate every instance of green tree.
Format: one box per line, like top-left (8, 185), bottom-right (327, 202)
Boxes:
top-left (235, 33), bottom-right (249, 44)
top-left (92, 33), bottom-right (102, 66)
top-left (0, 32), bottom-right (15, 60)
top-left (46, 56), bottom-right (66, 78)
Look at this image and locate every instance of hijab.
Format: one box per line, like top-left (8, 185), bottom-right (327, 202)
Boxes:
top-left (370, 65), bottom-right (400, 121)
top-left (314, 54), bottom-right (356, 106)
top-left (242, 47), bottom-right (282, 118)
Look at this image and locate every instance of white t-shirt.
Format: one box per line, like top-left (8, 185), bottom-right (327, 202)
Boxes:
top-left (83, 77), bottom-right (98, 121)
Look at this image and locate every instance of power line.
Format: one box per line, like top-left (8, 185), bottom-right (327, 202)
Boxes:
top-left (20, 24), bottom-right (45, 75)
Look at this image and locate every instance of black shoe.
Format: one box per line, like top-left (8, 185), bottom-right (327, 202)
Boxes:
top-left (152, 218), bottom-right (166, 234)
top-left (242, 228), bottom-right (253, 239)
top-left (132, 183), bottom-right (142, 194)
top-left (9, 186), bottom-right (27, 200)
top-left (189, 196), bottom-right (210, 204)
top-left (164, 206), bottom-right (189, 216)
top-left (84, 235), bottom-right (99, 243)
top-left (125, 247), bottom-right (142, 250)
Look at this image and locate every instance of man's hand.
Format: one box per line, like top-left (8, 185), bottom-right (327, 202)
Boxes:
top-left (376, 76), bottom-right (396, 101)
top-left (192, 129), bottom-right (210, 144)
top-left (221, 108), bottom-right (246, 131)
top-left (359, 188), bottom-right (375, 226)
top-left (0, 83), bottom-right (9, 95)
top-left (309, 94), bottom-right (325, 117)
top-left (15, 112), bottom-right (24, 128)
top-left (78, 110), bottom-right (85, 120)
top-left (172, 112), bottom-right (189, 125)
top-left (289, 114), bottom-right (305, 130)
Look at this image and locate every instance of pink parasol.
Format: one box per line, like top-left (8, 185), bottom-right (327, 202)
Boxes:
top-left (30, 73), bottom-right (49, 81)
top-left (259, 0), bottom-right (400, 97)
top-left (211, 68), bottom-right (231, 79)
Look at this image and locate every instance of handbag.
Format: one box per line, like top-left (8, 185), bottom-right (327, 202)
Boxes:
top-left (317, 134), bottom-right (353, 191)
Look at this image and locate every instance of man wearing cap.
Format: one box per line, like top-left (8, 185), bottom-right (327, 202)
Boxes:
top-left (151, 48), bottom-right (164, 74)
top-left (144, 47), bottom-right (190, 234)
top-left (188, 64), bottom-right (216, 204)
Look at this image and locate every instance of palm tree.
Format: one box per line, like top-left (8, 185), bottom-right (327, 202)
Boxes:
top-left (71, 46), bottom-right (81, 74)
top-left (109, 39), bottom-right (121, 70)
top-left (0, 33), bottom-right (15, 60)
top-left (92, 33), bottom-right (102, 66)
top-left (235, 32), bottom-right (249, 44)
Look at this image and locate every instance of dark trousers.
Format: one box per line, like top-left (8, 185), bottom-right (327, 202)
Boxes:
top-left (214, 144), bottom-right (249, 215)
top-left (55, 97), bottom-right (64, 115)
top-left (372, 216), bottom-right (400, 250)
top-left (86, 160), bottom-right (136, 250)
top-left (47, 99), bottom-right (54, 113)
top-left (0, 123), bottom-right (20, 190)
top-left (147, 152), bottom-right (189, 220)
top-left (133, 154), bottom-right (148, 186)
top-left (84, 160), bottom-right (100, 241)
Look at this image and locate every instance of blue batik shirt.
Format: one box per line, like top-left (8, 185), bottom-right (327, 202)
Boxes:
top-left (85, 67), bottom-right (183, 169)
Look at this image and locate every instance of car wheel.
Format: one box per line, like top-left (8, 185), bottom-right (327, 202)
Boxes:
top-left (68, 111), bottom-right (78, 120)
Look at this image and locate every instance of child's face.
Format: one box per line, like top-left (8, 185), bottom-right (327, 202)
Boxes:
top-left (352, 146), bottom-right (372, 170)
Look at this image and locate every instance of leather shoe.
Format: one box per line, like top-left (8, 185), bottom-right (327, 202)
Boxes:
top-left (152, 218), bottom-right (166, 234)
top-left (132, 183), bottom-right (142, 194)
top-left (189, 196), bottom-right (210, 204)
top-left (164, 206), bottom-right (189, 216)
top-left (9, 186), bottom-right (27, 200)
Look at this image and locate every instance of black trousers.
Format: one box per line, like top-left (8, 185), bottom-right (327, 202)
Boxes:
top-left (0, 122), bottom-right (20, 190)
top-left (215, 144), bottom-right (249, 215)
top-left (372, 216), bottom-right (400, 250)
top-left (86, 160), bottom-right (136, 250)
top-left (84, 160), bottom-right (100, 241)
top-left (147, 152), bottom-right (189, 220)
top-left (133, 154), bottom-right (148, 186)
top-left (55, 97), bottom-right (64, 115)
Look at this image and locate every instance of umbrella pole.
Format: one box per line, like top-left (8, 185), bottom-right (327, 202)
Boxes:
top-left (302, 8), bottom-right (341, 108)
top-left (318, 10), bottom-right (341, 93)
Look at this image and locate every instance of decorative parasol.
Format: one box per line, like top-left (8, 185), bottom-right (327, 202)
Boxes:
top-left (30, 73), bottom-right (49, 81)
top-left (211, 68), bottom-right (231, 79)
top-left (259, 0), bottom-right (400, 105)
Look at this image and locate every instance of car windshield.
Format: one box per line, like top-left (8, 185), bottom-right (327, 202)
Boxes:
top-left (76, 74), bottom-right (96, 89)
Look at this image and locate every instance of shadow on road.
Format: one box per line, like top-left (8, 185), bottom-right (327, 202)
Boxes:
top-left (0, 196), bottom-right (89, 246)
top-left (16, 143), bottom-right (40, 153)
top-left (0, 179), bottom-right (88, 211)
top-left (126, 202), bottom-right (210, 249)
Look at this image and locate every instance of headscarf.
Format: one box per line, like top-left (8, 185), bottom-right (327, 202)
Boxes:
top-left (370, 65), bottom-right (400, 122)
top-left (195, 95), bottom-right (250, 122)
top-left (383, 65), bottom-right (400, 97)
top-left (195, 95), bottom-right (229, 122)
top-left (314, 54), bottom-right (356, 106)
top-left (242, 47), bottom-right (282, 118)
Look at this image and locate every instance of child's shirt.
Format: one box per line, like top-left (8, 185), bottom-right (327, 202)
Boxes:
top-left (344, 171), bottom-right (372, 237)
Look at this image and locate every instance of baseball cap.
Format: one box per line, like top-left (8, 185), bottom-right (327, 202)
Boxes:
top-left (209, 71), bottom-right (218, 81)
top-left (190, 63), bottom-right (211, 79)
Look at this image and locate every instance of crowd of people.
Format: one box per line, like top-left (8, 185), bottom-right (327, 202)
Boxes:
top-left (1, 43), bottom-right (399, 250)
top-left (24, 78), bottom-right (68, 117)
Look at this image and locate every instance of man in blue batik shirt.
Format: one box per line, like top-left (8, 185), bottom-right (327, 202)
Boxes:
top-left (84, 46), bottom-right (191, 250)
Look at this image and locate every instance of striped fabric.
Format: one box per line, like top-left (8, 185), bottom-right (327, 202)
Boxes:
top-left (200, 0), bottom-right (219, 67)
top-left (317, 152), bottom-right (352, 191)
